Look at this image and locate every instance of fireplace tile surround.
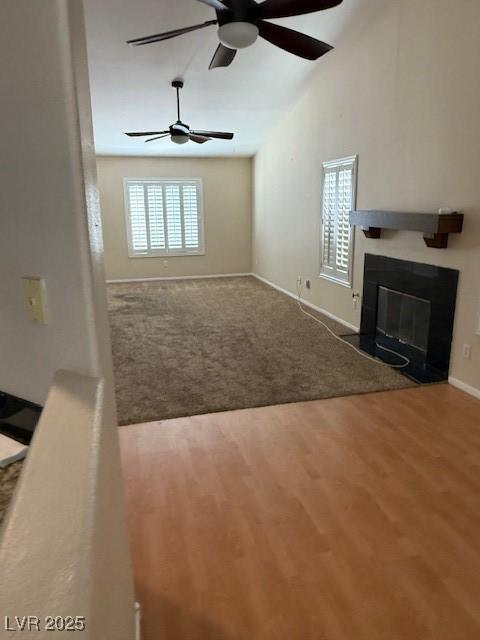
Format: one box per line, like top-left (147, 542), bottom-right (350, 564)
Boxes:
top-left (345, 254), bottom-right (459, 383)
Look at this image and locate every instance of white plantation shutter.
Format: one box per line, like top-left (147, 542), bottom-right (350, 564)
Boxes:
top-left (146, 184), bottom-right (165, 251)
top-left (127, 184), bottom-right (148, 253)
top-left (183, 185), bottom-right (200, 249)
top-left (124, 179), bottom-right (204, 257)
top-left (165, 185), bottom-right (183, 250)
top-left (322, 171), bottom-right (337, 270)
top-left (320, 156), bottom-right (357, 286)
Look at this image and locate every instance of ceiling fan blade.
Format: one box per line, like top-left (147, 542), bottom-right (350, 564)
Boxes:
top-left (127, 20), bottom-right (217, 46)
top-left (197, 0), bottom-right (228, 10)
top-left (255, 0), bottom-right (342, 20)
top-left (189, 134), bottom-right (211, 144)
top-left (191, 130), bottom-right (234, 140)
top-left (209, 44), bottom-right (237, 70)
top-left (257, 21), bottom-right (333, 60)
top-left (145, 134), bottom-right (170, 143)
top-left (125, 131), bottom-right (169, 137)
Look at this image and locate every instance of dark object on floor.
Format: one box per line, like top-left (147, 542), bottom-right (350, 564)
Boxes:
top-left (0, 392), bottom-right (41, 445)
top-left (0, 393), bottom-right (37, 526)
top-left (108, 277), bottom-right (414, 425)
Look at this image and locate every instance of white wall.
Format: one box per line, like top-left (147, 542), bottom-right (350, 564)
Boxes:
top-left (0, 1), bottom-right (135, 637)
top-left (0, 0), bottom-right (105, 405)
top-left (253, 0), bottom-right (480, 392)
top-left (97, 156), bottom-right (252, 280)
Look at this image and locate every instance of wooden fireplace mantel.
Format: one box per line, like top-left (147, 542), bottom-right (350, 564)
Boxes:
top-left (349, 210), bottom-right (464, 248)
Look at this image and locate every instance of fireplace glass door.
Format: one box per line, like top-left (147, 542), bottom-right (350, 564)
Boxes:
top-left (376, 286), bottom-right (431, 353)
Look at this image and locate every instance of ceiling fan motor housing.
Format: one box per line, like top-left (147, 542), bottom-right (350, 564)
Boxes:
top-left (170, 122), bottom-right (190, 145)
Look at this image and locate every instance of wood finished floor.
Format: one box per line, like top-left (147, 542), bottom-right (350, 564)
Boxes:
top-left (120, 385), bottom-right (480, 640)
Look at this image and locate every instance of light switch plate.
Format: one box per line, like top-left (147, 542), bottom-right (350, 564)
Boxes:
top-left (22, 277), bottom-right (48, 324)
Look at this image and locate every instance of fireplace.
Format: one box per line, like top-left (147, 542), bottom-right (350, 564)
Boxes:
top-left (376, 286), bottom-right (431, 363)
top-left (345, 254), bottom-right (459, 383)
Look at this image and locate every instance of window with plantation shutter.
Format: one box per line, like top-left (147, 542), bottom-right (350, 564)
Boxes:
top-left (320, 156), bottom-right (357, 287)
top-left (124, 178), bottom-right (204, 257)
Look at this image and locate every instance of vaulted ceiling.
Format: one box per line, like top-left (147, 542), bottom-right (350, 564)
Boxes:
top-left (84, 0), bottom-right (364, 157)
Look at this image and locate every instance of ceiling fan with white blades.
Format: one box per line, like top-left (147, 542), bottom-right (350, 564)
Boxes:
top-left (124, 80), bottom-right (235, 145)
top-left (127, 0), bottom-right (344, 69)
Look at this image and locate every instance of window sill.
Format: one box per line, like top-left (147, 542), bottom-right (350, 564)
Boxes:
top-left (128, 251), bottom-right (206, 259)
top-left (319, 272), bottom-right (353, 289)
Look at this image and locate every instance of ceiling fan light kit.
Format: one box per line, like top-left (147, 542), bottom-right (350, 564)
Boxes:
top-left (218, 22), bottom-right (259, 49)
top-left (171, 133), bottom-right (190, 145)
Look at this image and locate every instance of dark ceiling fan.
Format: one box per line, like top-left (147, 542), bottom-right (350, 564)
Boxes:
top-left (127, 0), bottom-right (343, 69)
top-left (124, 80), bottom-right (235, 145)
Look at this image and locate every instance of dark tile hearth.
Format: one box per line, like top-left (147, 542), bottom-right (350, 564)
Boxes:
top-left (342, 334), bottom-right (445, 384)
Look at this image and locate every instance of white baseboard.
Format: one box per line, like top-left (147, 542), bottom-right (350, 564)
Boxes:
top-left (107, 273), bottom-right (253, 284)
top-left (252, 273), bottom-right (359, 334)
top-left (448, 377), bottom-right (480, 400)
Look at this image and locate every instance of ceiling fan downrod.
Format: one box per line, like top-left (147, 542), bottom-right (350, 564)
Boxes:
top-left (172, 79), bottom-right (184, 122)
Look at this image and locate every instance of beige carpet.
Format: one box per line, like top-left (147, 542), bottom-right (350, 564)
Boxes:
top-left (108, 276), bottom-right (414, 425)
top-left (0, 461), bottom-right (23, 528)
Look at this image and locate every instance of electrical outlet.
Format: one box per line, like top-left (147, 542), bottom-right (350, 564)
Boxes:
top-left (462, 344), bottom-right (472, 359)
top-left (22, 277), bottom-right (48, 324)
top-left (163, 260), bottom-right (169, 268)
